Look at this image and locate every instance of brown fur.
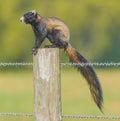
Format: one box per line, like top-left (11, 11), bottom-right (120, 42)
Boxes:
top-left (39, 17), bottom-right (70, 41)
top-left (65, 44), bottom-right (79, 63)
top-left (35, 15), bottom-right (41, 23)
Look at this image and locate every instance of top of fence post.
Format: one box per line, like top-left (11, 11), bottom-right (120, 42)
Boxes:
top-left (33, 48), bottom-right (61, 121)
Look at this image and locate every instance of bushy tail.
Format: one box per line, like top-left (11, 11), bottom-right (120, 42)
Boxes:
top-left (65, 44), bottom-right (103, 111)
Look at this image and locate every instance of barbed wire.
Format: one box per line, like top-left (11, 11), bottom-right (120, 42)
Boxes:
top-left (0, 63), bottom-right (119, 119)
top-left (62, 115), bottom-right (120, 120)
top-left (61, 62), bottom-right (120, 67)
top-left (0, 62), bottom-right (33, 67)
top-left (0, 62), bottom-right (120, 67)
top-left (0, 112), bottom-right (33, 117)
top-left (0, 112), bottom-right (120, 120)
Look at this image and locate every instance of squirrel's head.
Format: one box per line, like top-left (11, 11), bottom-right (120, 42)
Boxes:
top-left (20, 10), bottom-right (41, 24)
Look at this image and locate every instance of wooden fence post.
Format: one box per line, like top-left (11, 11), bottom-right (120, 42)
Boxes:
top-left (33, 48), bottom-right (61, 121)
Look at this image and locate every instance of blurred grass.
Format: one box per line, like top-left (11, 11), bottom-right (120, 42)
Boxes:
top-left (0, 68), bottom-right (120, 121)
top-left (0, 70), bottom-right (34, 121)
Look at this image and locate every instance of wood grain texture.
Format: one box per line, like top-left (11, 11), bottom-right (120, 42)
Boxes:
top-left (33, 48), bottom-right (61, 121)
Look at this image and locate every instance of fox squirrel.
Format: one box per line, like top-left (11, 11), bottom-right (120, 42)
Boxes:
top-left (20, 10), bottom-right (103, 111)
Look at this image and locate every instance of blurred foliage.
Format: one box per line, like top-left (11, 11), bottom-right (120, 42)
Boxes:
top-left (0, 0), bottom-right (120, 62)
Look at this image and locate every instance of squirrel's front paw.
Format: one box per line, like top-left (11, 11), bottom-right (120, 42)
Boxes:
top-left (32, 47), bottom-right (38, 55)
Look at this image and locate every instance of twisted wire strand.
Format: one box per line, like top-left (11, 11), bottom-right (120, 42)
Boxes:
top-left (0, 112), bottom-right (33, 117)
top-left (0, 62), bottom-right (120, 67)
top-left (0, 113), bottom-right (120, 120)
top-left (0, 62), bottom-right (33, 67)
top-left (62, 115), bottom-right (120, 120)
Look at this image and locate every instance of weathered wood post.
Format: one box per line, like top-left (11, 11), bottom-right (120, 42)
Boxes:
top-left (33, 48), bottom-right (61, 121)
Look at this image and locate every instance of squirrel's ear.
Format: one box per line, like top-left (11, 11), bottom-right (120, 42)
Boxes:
top-left (31, 10), bottom-right (36, 15)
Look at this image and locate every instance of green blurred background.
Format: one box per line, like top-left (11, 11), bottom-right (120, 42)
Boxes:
top-left (0, 0), bottom-right (120, 121)
top-left (0, 0), bottom-right (120, 62)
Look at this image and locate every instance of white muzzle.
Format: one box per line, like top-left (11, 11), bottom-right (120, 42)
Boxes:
top-left (20, 16), bottom-right (26, 24)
